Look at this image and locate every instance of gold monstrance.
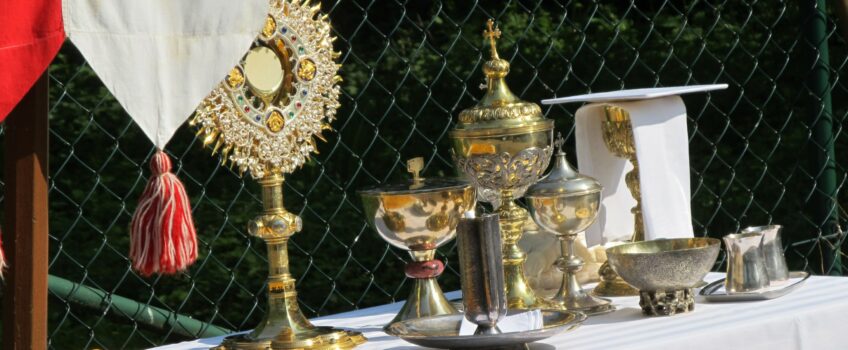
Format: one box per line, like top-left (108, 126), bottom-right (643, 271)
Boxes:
top-left (193, 1), bottom-right (365, 349)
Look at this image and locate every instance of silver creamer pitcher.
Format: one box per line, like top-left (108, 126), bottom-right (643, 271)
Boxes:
top-left (723, 232), bottom-right (770, 293)
top-left (741, 225), bottom-right (789, 284)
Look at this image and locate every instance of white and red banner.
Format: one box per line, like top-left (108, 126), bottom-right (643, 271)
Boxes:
top-left (2, 0), bottom-right (268, 276)
top-left (0, 0), bottom-right (65, 121)
top-left (61, 0), bottom-right (267, 276)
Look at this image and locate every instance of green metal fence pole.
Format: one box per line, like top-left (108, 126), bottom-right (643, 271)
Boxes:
top-left (803, 0), bottom-right (841, 274)
top-left (48, 275), bottom-right (232, 338)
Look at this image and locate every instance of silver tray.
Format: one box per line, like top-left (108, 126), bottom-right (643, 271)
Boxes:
top-left (384, 309), bottom-right (585, 349)
top-left (699, 271), bottom-right (810, 302)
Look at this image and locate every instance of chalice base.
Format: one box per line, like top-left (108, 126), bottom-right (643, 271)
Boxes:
top-left (592, 262), bottom-right (639, 297)
top-left (592, 276), bottom-right (639, 297)
top-left (387, 277), bottom-right (458, 327)
top-left (639, 289), bottom-right (694, 316)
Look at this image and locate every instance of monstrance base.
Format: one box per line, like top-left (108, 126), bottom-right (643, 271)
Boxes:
top-left (216, 327), bottom-right (366, 350)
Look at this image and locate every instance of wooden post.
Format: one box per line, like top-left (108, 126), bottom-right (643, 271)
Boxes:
top-left (2, 72), bottom-right (49, 349)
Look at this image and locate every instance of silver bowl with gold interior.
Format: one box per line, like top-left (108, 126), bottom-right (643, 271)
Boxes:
top-left (606, 238), bottom-right (720, 316)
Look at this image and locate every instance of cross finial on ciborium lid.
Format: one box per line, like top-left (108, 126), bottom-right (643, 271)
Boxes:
top-left (554, 132), bottom-right (566, 155)
top-left (483, 19), bottom-right (502, 60)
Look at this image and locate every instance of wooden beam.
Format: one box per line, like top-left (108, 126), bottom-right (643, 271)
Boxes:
top-left (2, 72), bottom-right (49, 350)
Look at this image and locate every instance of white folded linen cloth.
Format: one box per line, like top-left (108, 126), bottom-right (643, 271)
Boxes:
top-left (543, 85), bottom-right (727, 246)
top-left (62, 0), bottom-right (267, 148)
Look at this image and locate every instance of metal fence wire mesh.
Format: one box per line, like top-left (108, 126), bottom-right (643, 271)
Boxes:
top-left (0, 0), bottom-right (845, 348)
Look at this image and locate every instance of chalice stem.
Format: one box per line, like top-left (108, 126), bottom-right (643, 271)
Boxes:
top-left (556, 234), bottom-right (582, 300)
top-left (498, 192), bottom-right (543, 309)
top-left (390, 253), bottom-right (456, 326)
top-left (627, 157), bottom-right (645, 242)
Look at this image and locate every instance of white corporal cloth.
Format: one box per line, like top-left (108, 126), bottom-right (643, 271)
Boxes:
top-left (152, 273), bottom-right (848, 350)
top-left (62, 0), bottom-right (268, 147)
top-left (541, 85), bottom-right (727, 246)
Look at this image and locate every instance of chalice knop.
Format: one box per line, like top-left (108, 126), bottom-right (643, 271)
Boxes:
top-left (526, 135), bottom-right (614, 315)
top-left (592, 106), bottom-right (641, 297)
top-left (450, 19), bottom-right (553, 309)
top-left (192, 1), bottom-right (365, 348)
top-left (359, 158), bottom-right (476, 326)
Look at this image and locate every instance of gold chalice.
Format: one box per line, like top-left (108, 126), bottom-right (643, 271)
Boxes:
top-left (193, 1), bottom-right (365, 349)
top-left (592, 105), bottom-right (641, 297)
top-left (359, 158), bottom-right (476, 326)
top-left (450, 19), bottom-right (553, 309)
top-left (526, 136), bottom-right (614, 315)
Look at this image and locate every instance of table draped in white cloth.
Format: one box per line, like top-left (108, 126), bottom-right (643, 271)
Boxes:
top-left (152, 273), bottom-right (846, 350)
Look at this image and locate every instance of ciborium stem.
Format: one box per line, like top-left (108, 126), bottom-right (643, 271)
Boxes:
top-left (498, 192), bottom-right (546, 309)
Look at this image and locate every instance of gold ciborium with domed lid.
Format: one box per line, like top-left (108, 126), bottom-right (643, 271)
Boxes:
top-left (450, 19), bottom-right (554, 309)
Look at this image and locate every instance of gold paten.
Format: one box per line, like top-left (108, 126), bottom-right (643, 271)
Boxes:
top-left (450, 19), bottom-right (554, 309)
top-left (194, 1), bottom-right (364, 349)
top-left (592, 105), bottom-right (641, 297)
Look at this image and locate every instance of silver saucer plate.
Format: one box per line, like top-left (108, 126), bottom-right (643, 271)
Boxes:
top-left (699, 271), bottom-right (810, 302)
top-left (384, 309), bottom-right (585, 349)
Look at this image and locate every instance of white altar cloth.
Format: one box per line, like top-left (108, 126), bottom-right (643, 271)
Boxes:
top-left (152, 273), bottom-right (847, 350)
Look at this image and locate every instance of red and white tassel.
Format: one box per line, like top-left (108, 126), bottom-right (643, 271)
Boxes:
top-left (130, 150), bottom-right (197, 276)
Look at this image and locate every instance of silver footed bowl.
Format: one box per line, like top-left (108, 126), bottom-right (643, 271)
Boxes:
top-left (385, 309), bottom-right (585, 349)
top-left (606, 238), bottom-right (720, 316)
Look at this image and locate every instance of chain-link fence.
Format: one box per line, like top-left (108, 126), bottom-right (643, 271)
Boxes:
top-left (0, 0), bottom-right (845, 348)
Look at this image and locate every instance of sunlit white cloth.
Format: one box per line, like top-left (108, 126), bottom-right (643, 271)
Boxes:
top-left (574, 96), bottom-right (690, 245)
top-left (542, 86), bottom-right (726, 246)
top-left (152, 273), bottom-right (846, 350)
top-left (62, 0), bottom-right (267, 147)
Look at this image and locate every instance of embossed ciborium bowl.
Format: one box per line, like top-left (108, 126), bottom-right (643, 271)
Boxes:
top-left (359, 159), bottom-right (476, 326)
top-left (606, 238), bottom-right (720, 316)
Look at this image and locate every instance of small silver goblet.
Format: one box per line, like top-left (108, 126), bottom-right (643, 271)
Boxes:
top-left (525, 137), bottom-right (614, 315)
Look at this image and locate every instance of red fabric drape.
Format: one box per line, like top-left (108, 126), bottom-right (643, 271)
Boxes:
top-left (0, 0), bottom-right (65, 121)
